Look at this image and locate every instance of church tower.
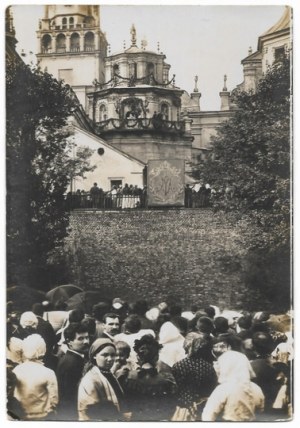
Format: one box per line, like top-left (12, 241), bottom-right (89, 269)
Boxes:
top-left (36, 5), bottom-right (107, 110)
top-left (86, 25), bottom-right (194, 164)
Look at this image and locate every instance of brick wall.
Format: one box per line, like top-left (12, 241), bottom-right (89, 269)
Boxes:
top-left (64, 209), bottom-right (267, 311)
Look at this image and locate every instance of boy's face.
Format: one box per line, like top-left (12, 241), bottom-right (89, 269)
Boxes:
top-left (116, 347), bottom-right (129, 366)
top-left (212, 341), bottom-right (230, 358)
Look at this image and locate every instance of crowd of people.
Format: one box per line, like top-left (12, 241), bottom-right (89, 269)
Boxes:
top-left (7, 296), bottom-right (293, 422)
top-left (66, 183), bottom-right (148, 210)
top-left (66, 181), bottom-right (217, 210)
top-left (184, 183), bottom-right (213, 208)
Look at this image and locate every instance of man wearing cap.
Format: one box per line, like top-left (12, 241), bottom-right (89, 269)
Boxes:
top-left (56, 322), bottom-right (90, 420)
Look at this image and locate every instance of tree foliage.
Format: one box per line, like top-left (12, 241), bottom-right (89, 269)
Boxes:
top-left (6, 60), bottom-right (95, 290)
top-left (196, 56), bottom-right (291, 309)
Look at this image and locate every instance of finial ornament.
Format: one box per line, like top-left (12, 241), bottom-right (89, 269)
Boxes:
top-left (123, 40), bottom-right (126, 51)
top-left (248, 46), bottom-right (253, 55)
top-left (108, 44), bottom-right (111, 55)
top-left (130, 24), bottom-right (137, 47)
top-left (157, 42), bottom-right (160, 53)
top-left (194, 75), bottom-right (199, 92)
top-left (223, 74), bottom-right (227, 91)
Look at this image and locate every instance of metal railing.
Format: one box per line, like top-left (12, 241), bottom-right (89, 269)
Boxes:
top-left (65, 191), bottom-right (212, 210)
top-left (65, 193), bottom-right (148, 210)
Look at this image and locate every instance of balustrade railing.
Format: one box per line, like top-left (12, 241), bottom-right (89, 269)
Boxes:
top-left (94, 118), bottom-right (185, 134)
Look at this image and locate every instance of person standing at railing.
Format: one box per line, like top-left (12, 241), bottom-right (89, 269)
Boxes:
top-left (117, 185), bottom-right (123, 209)
top-left (140, 186), bottom-right (147, 208)
top-left (128, 185), bottom-right (135, 209)
top-left (90, 183), bottom-right (101, 209)
top-left (111, 186), bottom-right (118, 209)
top-left (133, 185), bottom-right (142, 208)
top-left (184, 185), bottom-right (193, 208)
top-left (122, 184), bottom-right (130, 209)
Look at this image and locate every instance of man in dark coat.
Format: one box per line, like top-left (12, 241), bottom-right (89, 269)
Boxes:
top-left (56, 322), bottom-right (90, 420)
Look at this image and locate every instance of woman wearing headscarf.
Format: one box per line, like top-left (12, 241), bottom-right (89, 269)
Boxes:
top-left (202, 350), bottom-right (265, 421)
top-left (12, 334), bottom-right (58, 420)
top-left (77, 338), bottom-right (125, 421)
top-left (171, 332), bottom-right (217, 421)
top-left (158, 321), bottom-right (186, 368)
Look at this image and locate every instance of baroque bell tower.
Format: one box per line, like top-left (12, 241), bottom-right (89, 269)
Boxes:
top-left (36, 5), bottom-right (107, 110)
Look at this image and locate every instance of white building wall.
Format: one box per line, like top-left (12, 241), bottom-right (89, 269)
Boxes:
top-left (262, 34), bottom-right (291, 73)
top-left (71, 127), bottom-right (145, 192)
top-left (39, 55), bottom-right (100, 86)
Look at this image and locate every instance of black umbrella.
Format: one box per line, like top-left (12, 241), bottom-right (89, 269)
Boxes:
top-left (46, 284), bottom-right (83, 305)
top-left (7, 286), bottom-right (46, 313)
top-left (66, 291), bottom-right (112, 314)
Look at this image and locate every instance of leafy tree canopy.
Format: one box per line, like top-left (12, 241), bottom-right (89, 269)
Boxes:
top-left (7, 60), bottom-right (95, 290)
top-left (198, 56), bottom-right (291, 249)
top-left (193, 56), bottom-right (291, 310)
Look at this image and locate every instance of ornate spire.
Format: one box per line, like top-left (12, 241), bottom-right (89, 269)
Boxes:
top-left (130, 24), bottom-right (137, 47)
top-left (248, 46), bottom-right (253, 55)
top-left (194, 75), bottom-right (199, 92)
top-left (223, 74), bottom-right (227, 91)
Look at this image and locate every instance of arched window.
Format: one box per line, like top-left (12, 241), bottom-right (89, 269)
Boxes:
top-left (70, 33), bottom-right (80, 52)
top-left (113, 64), bottom-right (119, 76)
top-left (160, 103), bottom-right (169, 121)
top-left (132, 63), bottom-right (137, 78)
top-left (56, 34), bottom-right (66, 53)
top-left (146, 62), bottom-right (155, 84)
top-left (99, 104), bottom-right (107, 122)
top-left (84, 32), bottom-right (95, 51)
top-left (62, 17), bottom-right (67, 30)
top-left (147, 62), bottom-right (154, 75)
top-left (41, 34), bottom-right (52, 53)
top-left (69, 17), bottom-right (74, 29)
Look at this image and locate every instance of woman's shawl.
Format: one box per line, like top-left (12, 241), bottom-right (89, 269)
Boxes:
top-left (78, 366), bottom-right (121, 420)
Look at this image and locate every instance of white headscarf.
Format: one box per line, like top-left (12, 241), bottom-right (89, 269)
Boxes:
top-left (159, 321), bottom-right (182, 344)
top-left (22, 334), bottom-right (46, 361)
top-left (216, 350), bottom-right (255, 384)
top-left (159, 322), bottom-right (186, 367)
top-left (19, 311), bottom-right (38, 329)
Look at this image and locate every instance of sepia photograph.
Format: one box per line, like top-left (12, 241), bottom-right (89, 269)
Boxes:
top-left (5, 1), bottom-right (295, 423)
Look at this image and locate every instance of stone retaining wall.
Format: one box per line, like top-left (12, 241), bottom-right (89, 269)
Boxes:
top-left (64, 209), bottom-right (264, 310)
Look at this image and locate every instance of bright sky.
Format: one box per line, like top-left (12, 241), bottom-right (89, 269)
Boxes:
top-left (10, 1), bottom-right (288, 111)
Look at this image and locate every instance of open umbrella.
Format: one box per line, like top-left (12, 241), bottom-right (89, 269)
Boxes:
top-left (7, 286), bottom-right (46, 313)
top-left (46, 284), bottom-right (83, 305)
top-left (66, 291), bottom-right (112, 314)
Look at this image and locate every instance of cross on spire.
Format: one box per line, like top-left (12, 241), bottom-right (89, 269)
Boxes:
top-left (223, 74), bottom-right (227, 91)
top-left (194, 75), bottom-right (199, 92)
top-left (130, 24), bottom-right (137, 47)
